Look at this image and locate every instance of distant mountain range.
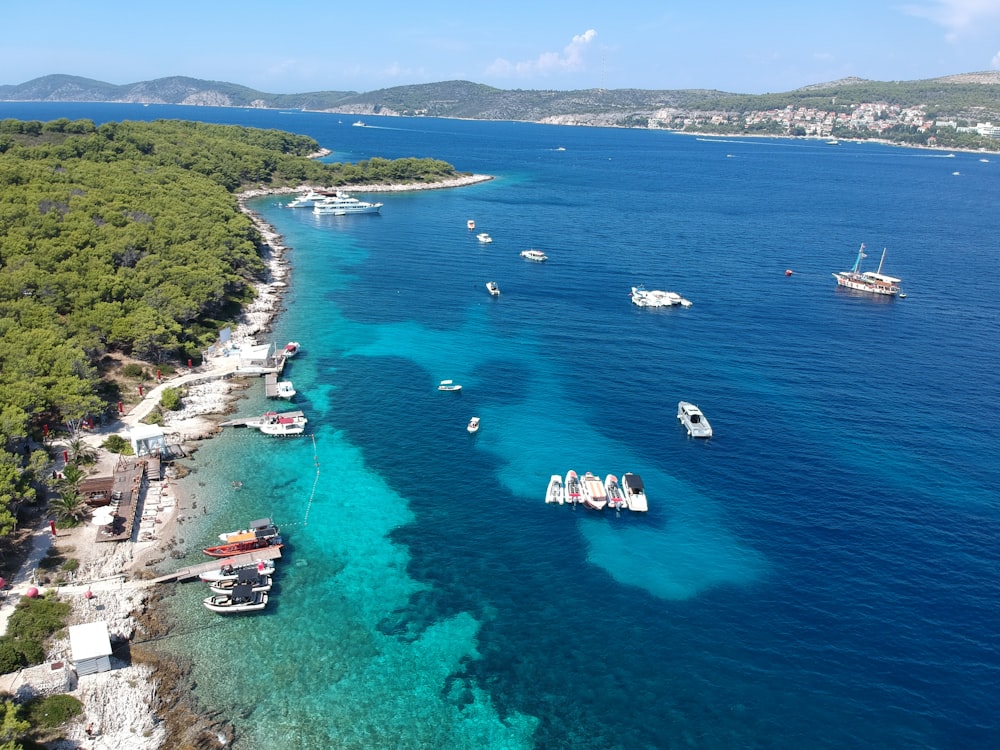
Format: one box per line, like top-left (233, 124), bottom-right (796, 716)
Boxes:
top-left (3, 72), bottom-right (1000, 126)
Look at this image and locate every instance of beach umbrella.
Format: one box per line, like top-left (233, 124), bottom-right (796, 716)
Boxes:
top-left (91, 512), bottom-right (114, 526)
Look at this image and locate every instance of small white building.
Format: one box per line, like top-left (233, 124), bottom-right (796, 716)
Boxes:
top-left (128, 423), bottom-right (166, 457)
top-left (69, 621), bottom-right (113, 676)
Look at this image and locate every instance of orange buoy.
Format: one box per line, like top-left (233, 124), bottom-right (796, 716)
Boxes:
top-left (785, 269), bottom-right (793, 276)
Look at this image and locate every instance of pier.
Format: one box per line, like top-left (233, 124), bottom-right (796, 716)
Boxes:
top-left (148, 546), bottom-right (283, 584)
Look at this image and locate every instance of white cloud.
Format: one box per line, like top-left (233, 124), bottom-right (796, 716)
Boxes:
top-left (902, 0), bottom-right (1000, 40)
top-left (487, 29), bottom-right (598, 78)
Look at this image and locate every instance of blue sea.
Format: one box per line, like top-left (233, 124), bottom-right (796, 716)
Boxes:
top-left (4, 102), bottom-right (1000, 749)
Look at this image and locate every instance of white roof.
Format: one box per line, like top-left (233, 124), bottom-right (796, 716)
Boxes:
top-left (129, 423), bottom-right (164, 440)
top-left (69, 621), bottom-right (112, 661)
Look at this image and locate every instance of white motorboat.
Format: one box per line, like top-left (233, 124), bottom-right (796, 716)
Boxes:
top-left (630, 285), bottom-right (691, 308)
top-left (467, 219), bottom-right (476, 230)
top-left (313, 191), bottom-right (383, 215)
top-left (477, 232), bottom-right (493, 243)
top-left (352, 120), bottom-right (366, 127)
top-left (486, 281), bottom-right (500, 296)
top-left (274, 380), bottom-right (296, 399)
top-left (203, 585), bottom-right (268, 613)
top-left (677, 401), bottom-right (713, 438)
top-left (282, 341), bottom-right (301, 358)
top-left (286, 190), bottom-right (326, 208)
top-left (564, 470), bottom-right (582, 505)
top-left (467, 416), bottom-right (480, 433)
top-left (208, 569), bottom-right (273, 596)
top-left (520, 249), bottom-right (548, 262)
top-left (218, 518), bottom-right (278, 543)
top-left (199, 559), bottom-right (275, 583)
top-left (438, 380), bottom-right (462, 392)
top-left (621, 472), bottom-right (649, 512)
top-left (251, 411), bottom-right (307, 436)
top-left (580, 472), bottom-right (608, 511)
top-left (545, 474), bottom-right (564, 505)
top-left (832, 244), bottom-right (902, 296)
top-left (605, 474), bottom-right (626, 510)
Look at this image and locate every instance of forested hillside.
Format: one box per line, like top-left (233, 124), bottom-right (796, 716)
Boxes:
top-left (0, 118), bottom-right (460, 533)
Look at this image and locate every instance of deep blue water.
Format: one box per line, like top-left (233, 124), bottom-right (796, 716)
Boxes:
top-left (5, 102), bottom-right (1000, 749)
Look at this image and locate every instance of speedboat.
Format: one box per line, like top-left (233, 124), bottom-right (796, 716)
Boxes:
top-left (580, 472), bottom-right (608, 510)
top-left (286, 190), bottom-right (326, 208)
top-left (283, 341), bottom-right (300, 358)
top-left (313, 191), bottom-right (383, 215)
top-left (467, 219), bottom-right (476, 230)
top-left (477, 232), bottom-right (493, 243)
top-left (621, 473), bottom-right (648, 512)
top-left (467, 416), bottom-right (480, 433)
top-left (564, 470), bottom-right (582, 505)
top-left (438, 380), bottom-right (462, 392)
top-left (200, 559), bottom-right (275, 583)
top-left (605, 474), bottom-right (626, 510)
top-left (257, 411), bottom-right (307, 436)
top-left (677, 401), bottom-right (712, 438)
top-left (520, 249), bottom-right (548, 262)
top-left (352, 120), bottom-right (366, 127)
top-left (202, 585), bottom-right (268, 613)
top-left (203, 535), bottom-right (283, 558)
top-left (545, 474), bottom-right (564, 505)
top-left (208, 569), bottom-right (273, 596)
top-left (274, 380), bottom-right (296, 399)
top-left (218, 518), bottom-right (278, 543)
top-left (832, 243), bottom-right (901, 296)
top-left (486, 281), bottom-right (500, 296)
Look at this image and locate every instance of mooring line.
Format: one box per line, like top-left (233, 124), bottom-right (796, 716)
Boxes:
top-left (300, 433), bottom-right (320, 527)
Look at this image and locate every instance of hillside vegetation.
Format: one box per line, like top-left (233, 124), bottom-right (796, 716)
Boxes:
top-left (0, 117), bottom-right (460, 534)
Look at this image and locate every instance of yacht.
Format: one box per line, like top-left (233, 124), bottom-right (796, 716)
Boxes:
top-left (486, 281), bottom-right (500, 296)
top-left (832, 244), bottom-right (901, 296)
top-left (621, 473), bottom-right (648, 512)
top-left (677, 401), bottom-right (712, 438)
top-left (630, 286), bottom-right (691, 308)
top-left (352, 120), bottom-right (366, 127)
top-left (286, 190), bottom-right (327, 208)
top-left (545, 474), bottom-right (565, 505)
top-left (438, 379), bottom-right (462, 392)
top-left (520, 249), bottom-right (548, 262)
top-left (313, 191), bottom-right (383, 215)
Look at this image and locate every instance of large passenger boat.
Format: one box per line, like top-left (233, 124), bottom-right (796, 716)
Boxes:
top-left (312, 191), bottom-right (383, 215)
top-left (832, 244), bottom-right (902, 296)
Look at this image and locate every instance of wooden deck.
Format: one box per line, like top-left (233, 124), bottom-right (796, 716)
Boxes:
top-left (148, 546), bottom-right (283, 584)
top-left (96, 456), bottom-right (161, 543)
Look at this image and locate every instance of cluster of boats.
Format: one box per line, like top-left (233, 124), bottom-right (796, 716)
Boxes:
top-left (201, 519), bottom-right (283, 613)
top-left (546, 471), bottom-right (649, 512)
top-left (630, 285), bottom-right (692, 308)
top-left (285, 188), bottom-right (383, 215)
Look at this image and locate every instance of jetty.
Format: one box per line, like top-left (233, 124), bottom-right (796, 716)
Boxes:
top-left (149, 546), bottom-right (283, 584)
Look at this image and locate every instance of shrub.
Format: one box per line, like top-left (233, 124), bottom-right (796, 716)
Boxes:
top-left (24, 693), bottom-right (84, 728)
top-left (159, 387), bottom-right (181, 411)
top-left (0, 638), bottom-right (27, 673)
top-left (6, 596), bottom-right (70, 644)
top-left (102, 434), bottom-right (131, 454)
top-left (121, 363), bottom-right (145, 379)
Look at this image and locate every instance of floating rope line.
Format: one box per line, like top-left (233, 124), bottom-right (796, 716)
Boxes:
top-left (301, 433), bottom-right (320, 527)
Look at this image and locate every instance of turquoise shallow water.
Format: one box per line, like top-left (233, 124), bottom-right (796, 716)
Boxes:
top-left (4, 102), bottom-right (1000, 748)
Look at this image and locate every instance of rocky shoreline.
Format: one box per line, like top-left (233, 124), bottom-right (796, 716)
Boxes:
top-left (5, 174), bottom-right (491, 749)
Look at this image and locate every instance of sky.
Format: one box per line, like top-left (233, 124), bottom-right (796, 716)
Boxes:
top-left (4, 1), bottom-right (1000, 95)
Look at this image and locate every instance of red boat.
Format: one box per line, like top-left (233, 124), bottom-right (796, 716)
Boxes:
top-left (203, 532), bottom-right (283, 558)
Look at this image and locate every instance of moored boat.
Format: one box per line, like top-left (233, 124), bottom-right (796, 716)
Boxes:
top-left (282, 341), bottom-right (301, 358)
top-left (621, 472), bottom-right (648, 512)
top-left (605, 474), bottom-right (626, 510)
top-left (545, 474), bottom-right (565, 505)
top-left (207, 569), bottom-right (273, 596)
top-left (520, 249), bottom-right (548, 262)
top-left (258, 412), bottom-right (307, 436)
top-left (581, 472), bottom-right (608, 510)
top-left (285, 190), bottom-right (326, 208)
top-left (199, 559), bottom-right (275, 583)
top-left (203, 535), bottom-right (283, 558)
top-left (313, 191), bottom-right (383, 215)
top-left (486, 281), bottom-right (500, 296)
top-left (832, 243), bottom-right (901, 296)
top-left (677, 401), bottom-right (713, 438)
top-left (274, 380), bottom-right (296, 399)
top-left (438, 379), bottom-right (462, 392)
top-left (218, 518), bottom-right (278, 543)
top-left (564, 470), bottom-right (582, 505)
top-left (630, 285), bottom-right (691, 308)
top-left (202, 585), bottom-right (268, 613)
top-left (467, 416), bottom-right (480, 433)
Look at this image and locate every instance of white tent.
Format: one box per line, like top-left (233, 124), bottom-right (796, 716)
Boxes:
top-left (69, 621), bottom-right (113, 676)
top-left (128, 423), bottom-right (166, 457)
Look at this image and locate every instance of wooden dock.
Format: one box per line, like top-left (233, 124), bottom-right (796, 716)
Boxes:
top-left (264, 372), bottom-right (278, 398)
top-left (149, 546), bottom-right (283, 583)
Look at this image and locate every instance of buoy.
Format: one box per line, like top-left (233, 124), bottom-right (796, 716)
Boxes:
top-left (25, 586), bottom-right (39, 598)
top-left (785, 269), bottom-right (794, 276)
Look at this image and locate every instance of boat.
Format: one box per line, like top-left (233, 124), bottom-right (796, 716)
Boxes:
top-left (282, 341), bottom-right (301, 358)
top-left (467, 416), bottom-right (480, 434)
top-left (621, 473), bottom-right (648, 512)
top-left (520, 249), bottom-right (548, 262)
top-left (352, 120), bottom-right (366, 127)
top-left (677, 401), bottom-right (713, 438)
top-left (218, 518), bottom-right (278, 543)
top-left (630, 285), bottom-right (691, 308)
top-left (580, 472), bottom-right (608, 511)
top-left (255, 411), bottom-right (307, 436)
top-left (476, 232), bottom-right (493, 243)
top-left (564, 470), bottom-right (582, 505)
top-left (313, 191), bottom-right (383, 215)
top-left (207, 569), bottom-right (273, 596)
top-left (486, 281), bottom-right (500, 296)
top-left (203, 534), bottom-right (283, 558)
top-left (467, 219), bottom-right (476, 230)
top-left (438, 380), bottom-right (462, 392)
top-left (545, 474), bottom-right (564, 505)
top-left (199, 559), bottom-right (275, 583)
top-left (285, 190), bottom-right (327, 208)
top-left (202, 585), bottom-right (268, 613)
top-left (274, 380), bottom-right (296, 399)
top-left (605, 474), bottom-right (627, 510)
top-left (832, 243), bottom-right (902, 296)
